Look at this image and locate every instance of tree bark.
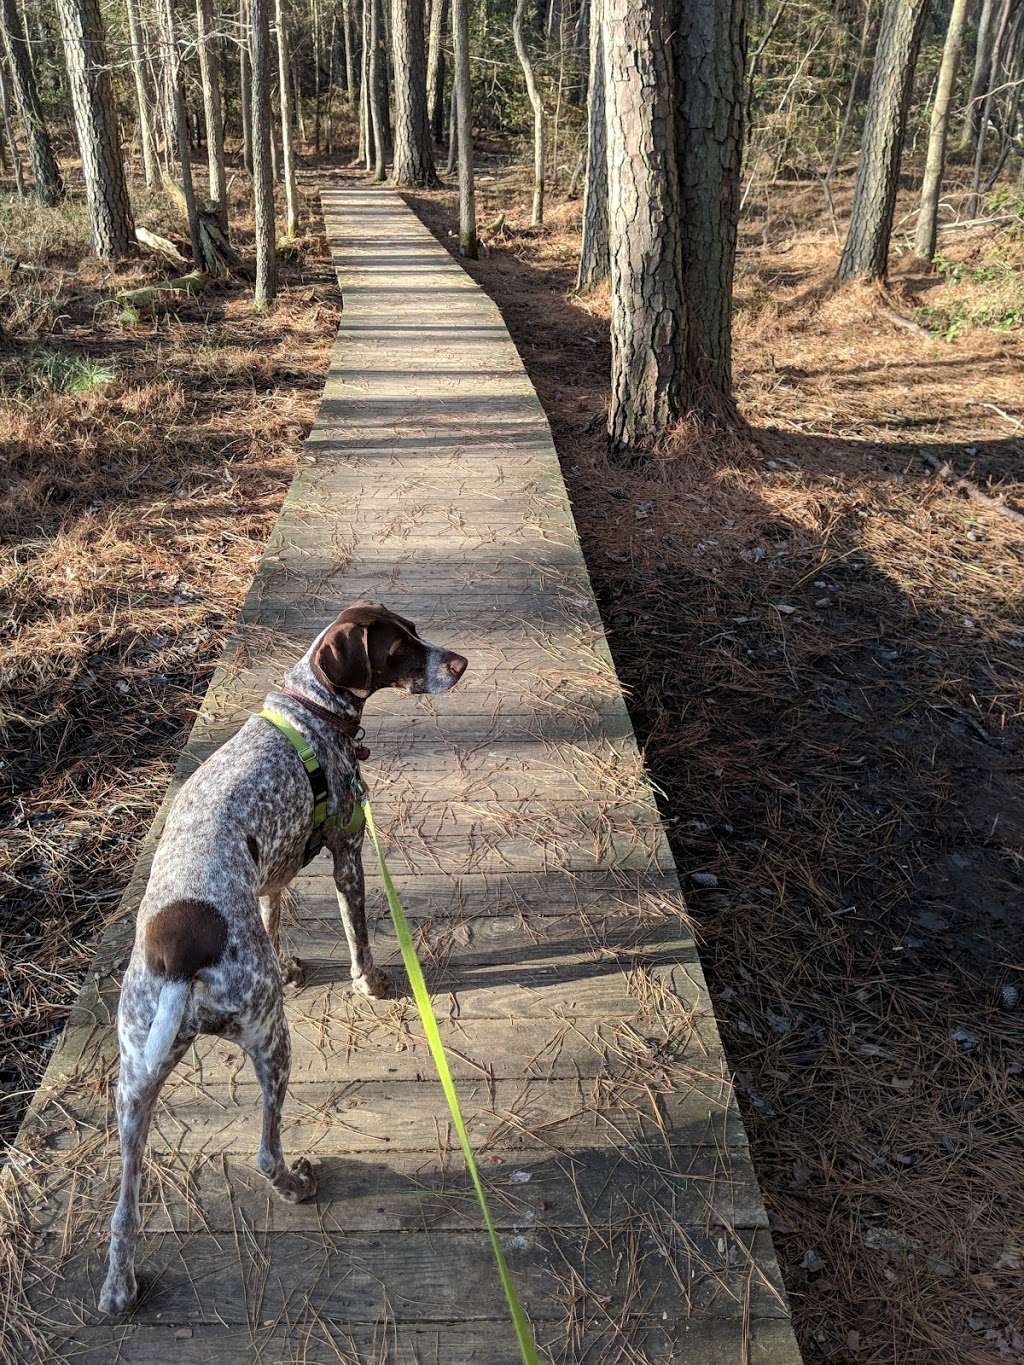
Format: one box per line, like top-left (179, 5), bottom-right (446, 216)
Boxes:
top-left (576, 0), bottom-right (607, 289)
top-left (196, 0), bottom-right (228, 226)
top-left (0, 48), bottom-right (26, 196)
top-left (1, 0), bottom-right (63, 203)
top-left (342, 0), bottom-right (357, 100)
top-left (368, 0), bottom-right (389, 179)
top-left (426, 0), bottom-right (446, 140)
top-left (837, 0), bottom-right (930, 283)
top-left (604, 0), bottom-right (684, 451)
top-left (673, 0), bottom-right (746, 414)
top-left (160, 0), bottom-right (204, 265)
top-left (914, 0), bottom-right (969, 260)
top-left (240, 0), bottom-right (254, 172)
top-left (126, 0), bottom-right (160, 187)
top-left (445, 77), bottom-right (456, 171)
top-left (359, 0), bottom-right (373, 164)
top-left (452, 0), bottom-right (475, 253)
top-left (513, 0), bottom-right (544, 223)
top-left (967, 0), bottom-right (1013, 214)
top-left (962, 0), bottom-right (997, 149)
top-left (56, 0), bottom-right (134, 256)
top-left (391, 0), bottom-right (438, 184)
top-left (249, 0), bottom-right (277, 304)
top-left (274, 0), bottom-right (300, 234)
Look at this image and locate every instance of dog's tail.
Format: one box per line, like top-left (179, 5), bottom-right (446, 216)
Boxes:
top-left (142, 980), bottom-right (191, 1076)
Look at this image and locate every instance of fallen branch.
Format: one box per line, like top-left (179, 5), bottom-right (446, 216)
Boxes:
top-left (922, 451), bottom-right (1024, 526)
top-left (1, 253), bottom-right (76, 278)
top-left (134, 226), bottom-right (189, 266)
top-left (118, 269), bottom-right (210, 309)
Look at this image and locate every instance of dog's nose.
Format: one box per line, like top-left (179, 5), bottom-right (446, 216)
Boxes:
top-left (444, 652), bottom-right (468, 681)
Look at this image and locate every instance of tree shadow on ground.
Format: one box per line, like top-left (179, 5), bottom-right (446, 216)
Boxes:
top-left (402, 186), bottom-right (1024, 1364)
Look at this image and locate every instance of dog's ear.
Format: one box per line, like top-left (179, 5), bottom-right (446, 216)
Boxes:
top-left (313, 619), bottom-right (372, 696)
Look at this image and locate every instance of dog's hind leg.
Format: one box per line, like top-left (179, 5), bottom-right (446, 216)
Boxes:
top-left (100, 1026), bottom-right (186, 1315)
top-left (244, 1005), bottom-right (317, 1203)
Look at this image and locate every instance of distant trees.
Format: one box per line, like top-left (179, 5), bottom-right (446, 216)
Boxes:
top-left (249, 0), bottom-right (277, 304)
top-left (513, 0), bottom-right (544, 225)
top-left (915, 0), bottom-right (969, 261)
top-left (1, 0), bottom-right (63, 204)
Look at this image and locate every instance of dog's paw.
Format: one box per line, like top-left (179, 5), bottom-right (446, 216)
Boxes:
top-left (98, 1269), bottom-right (137, 1316)
top-left (281, 955), bottom-right (305, 989)
top-left (352, 965), bottom-right (390, 999)
top-left (277, 1156), bottom-right (318, 1204)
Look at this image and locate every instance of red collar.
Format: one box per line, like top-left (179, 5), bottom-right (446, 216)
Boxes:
top-left (279, 688), bottom-right (371, 761)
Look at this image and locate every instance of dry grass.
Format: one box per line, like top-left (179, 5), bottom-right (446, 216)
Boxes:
top-left (404, 162), bottom-right (1024, 1365)
top-left (0, 171), bottom-right (341, 1153)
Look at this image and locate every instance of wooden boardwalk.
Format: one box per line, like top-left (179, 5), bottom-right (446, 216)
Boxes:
top-left (9, 185), bottom-right (802, 1364)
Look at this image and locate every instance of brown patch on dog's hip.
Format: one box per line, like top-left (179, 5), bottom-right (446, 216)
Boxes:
top-left (144, 899), bottom-right (228, 980)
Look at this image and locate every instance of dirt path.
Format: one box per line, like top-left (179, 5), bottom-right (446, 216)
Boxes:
top-left (5, 182), bottom-right (800, 1365)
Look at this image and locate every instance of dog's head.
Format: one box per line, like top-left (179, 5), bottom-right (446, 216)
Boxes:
top-left (312, 603), bottom-right (468, 699)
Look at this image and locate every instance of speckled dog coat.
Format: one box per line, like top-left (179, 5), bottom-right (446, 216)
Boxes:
top-left (99, 603), bottom-right (467, 1316)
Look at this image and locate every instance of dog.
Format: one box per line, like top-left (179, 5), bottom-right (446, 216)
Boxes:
top-left (98, 603), bottom-right (468, 1315)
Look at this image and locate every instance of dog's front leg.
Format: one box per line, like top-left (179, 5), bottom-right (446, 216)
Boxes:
top-left (333, 846), bottom-right (388, 998)
top-left (260, 890), bottom-right (303, 987)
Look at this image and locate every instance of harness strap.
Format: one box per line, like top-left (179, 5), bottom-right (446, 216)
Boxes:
top-left (259, 708), bottom-right (364, 863)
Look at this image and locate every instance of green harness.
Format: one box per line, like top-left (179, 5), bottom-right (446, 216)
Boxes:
top-left (259, 707), bottom-right (365, 864)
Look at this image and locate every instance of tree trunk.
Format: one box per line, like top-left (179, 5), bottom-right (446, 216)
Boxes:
top-left (250, 0), bottom-right (277, 304)
top-left (342, 0), bottom-right (357, 100)
top-left (445, 77), bottom-right (456, 171)
top-left (914, 0), bottom-right (969, 260)
top-left (962, 0), bottom-right (997, 149)
top-left (837, 0), bottom-right (930, 283)
top-left (196, 0), bottom-right (228, 227)
top-left (1, 0), bottom-right (63, 203)
top-left (576, 0), bottom-right (607, 289)
top-left (160, 0), bottom-right (204, 265)
top-left (56, 0), bottom-right (133, 256)
top-left (359, 0), bottom-right (372, 163)
top-left (513, 0), bottom-right (544, 223)
top-left (452, 0), bottom-right (475, 253)
top-left (604, 0), bottom-right (684, 453)
top-left (426, 0), bottom-right (446, 140)
top-left (240, 0), bottom-right (254, 172)
top-left (126, 0), bottom-right (160, 187)
top-left (274, 0), bottom-right (300, 234)
top-left (391, 0), bottom-right (438, 184)
top-left (368, 0), bottom-right (389, 179)
top-left (967, 0), bottom-right (1013, 214)
top-left (0, 49), bottom-right (26, 196)
top-left (673, 0), bottom-right (746, 415)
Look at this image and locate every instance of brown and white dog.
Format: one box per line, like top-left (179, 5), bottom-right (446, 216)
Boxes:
top-left (99, 603), bottom-right (467, 1315)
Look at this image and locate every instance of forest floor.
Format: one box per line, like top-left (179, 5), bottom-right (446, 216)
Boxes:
top-left (2, 151), bottom-right (1022, 1365)
top-left (0, 173), bottom-right (340, 1152)
top-left (403, 162), bottom-right (1024, 1365)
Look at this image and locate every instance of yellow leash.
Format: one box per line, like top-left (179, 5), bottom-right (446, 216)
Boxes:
top-left (361, 796), bottom-right (541, 1365)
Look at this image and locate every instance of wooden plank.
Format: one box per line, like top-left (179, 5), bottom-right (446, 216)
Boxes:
top-left (26, 1145), bottom-right (769, 1238)
top-left (32, 1318), bottom-right (802, 1365)
top-left (30, 1075), bottom-right (743, 1156)
top-left (33, 1227), bottom-right (789, 1326)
